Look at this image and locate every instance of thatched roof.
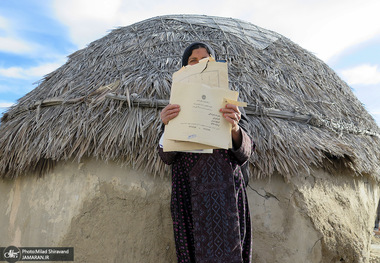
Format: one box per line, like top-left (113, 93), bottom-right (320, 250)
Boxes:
top-left (1, 14), bottom-right (380, 180)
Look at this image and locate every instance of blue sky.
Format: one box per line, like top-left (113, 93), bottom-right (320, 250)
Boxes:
top-left (1, 0), bottom-right (380, 125)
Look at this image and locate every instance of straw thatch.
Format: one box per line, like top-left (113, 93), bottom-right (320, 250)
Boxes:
top-left (1, 14), bottom-right (379, 179)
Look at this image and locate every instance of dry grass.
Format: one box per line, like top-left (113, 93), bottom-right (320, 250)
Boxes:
top-left (1, 14), bottom-right (379, 179)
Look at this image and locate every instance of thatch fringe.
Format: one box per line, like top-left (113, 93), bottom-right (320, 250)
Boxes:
top-left (0, 14), bottom-right (379, 180)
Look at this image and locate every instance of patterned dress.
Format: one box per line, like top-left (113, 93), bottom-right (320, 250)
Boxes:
top-left (159, 129), bottom-right (254, 263)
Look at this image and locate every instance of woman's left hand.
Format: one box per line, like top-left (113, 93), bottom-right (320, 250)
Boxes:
top-left (220, 104), bottom-right (241, 132)
top-left (220, 104), bottom-right (243, 148)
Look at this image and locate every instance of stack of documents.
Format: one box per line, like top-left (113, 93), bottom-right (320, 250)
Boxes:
top-left (163, 58), bottom-right (245, 152)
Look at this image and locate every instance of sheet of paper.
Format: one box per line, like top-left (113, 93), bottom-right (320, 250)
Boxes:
top-left (163, 131), bottom-right (217, 152)
top-left (163, 135), bottom-right (215, 153)
top-left (164, 83), bottom-right (238, 149)
top-left (173, 59), bottom-right (229, 90)
top-left (163, 58), bottom-right (245, 152)
top-left (224, 98), bottom-right (248, 107)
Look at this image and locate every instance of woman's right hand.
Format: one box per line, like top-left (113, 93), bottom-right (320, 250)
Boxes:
top-left (160, 104), bottom-right (180, 125)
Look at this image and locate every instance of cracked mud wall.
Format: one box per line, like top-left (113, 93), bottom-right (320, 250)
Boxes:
top-left (248, 169), bottom-right (380, 263)
top-left (0, 159), bottom-right (176, 262)
top-left (1, 158), bottom-right (379, 263)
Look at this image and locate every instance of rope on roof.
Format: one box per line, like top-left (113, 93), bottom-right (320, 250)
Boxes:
top-left (3, 93), bottom-right (379, 138)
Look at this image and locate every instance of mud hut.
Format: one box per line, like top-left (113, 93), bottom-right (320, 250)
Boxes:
top-left (1, 15), bottom-right (380, 262)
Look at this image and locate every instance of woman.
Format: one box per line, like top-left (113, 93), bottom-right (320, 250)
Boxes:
top-left (159, 42), bottom-right (254, 263)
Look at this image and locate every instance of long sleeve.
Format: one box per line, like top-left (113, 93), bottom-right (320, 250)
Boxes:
top-left (230, 128), bottom-right (254, 166)
top-left (157, 125), bottom-right (179, 165)
top-left (158, 147), bottom-right (178, 165)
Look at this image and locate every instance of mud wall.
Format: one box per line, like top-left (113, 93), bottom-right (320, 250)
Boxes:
top-left (1, 159), bottom-right (378, 262)
top-left (249, 169), bottom-right (380, 263)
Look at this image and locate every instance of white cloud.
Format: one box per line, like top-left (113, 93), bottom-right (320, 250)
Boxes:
top-left (0, 63), bottom-right (62, 79)
top-left (0, 36), bottom-right (35, 54)
top-left (0, 102), bottom-right (14, 108)
top-left (52, 0), bottom-right (123, 48)
top-left (0, 67), bottom-right (23, 78)
top-left (340, 64), bottom-right (380, 85)
top-left (0, 15), bottom-right (37, 54)
top-left (52, 0), bottom-right (226, 48)
top-left (51, 0), bottom-right (380, 63)
top-left (235, 0), bottom-right (380, 62)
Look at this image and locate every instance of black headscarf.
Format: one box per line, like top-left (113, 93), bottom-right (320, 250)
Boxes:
top-left (181, 42), bottom-right (216, 67)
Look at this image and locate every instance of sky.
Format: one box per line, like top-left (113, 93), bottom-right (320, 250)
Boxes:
top-left (0, 0), bottom-right (380, 125)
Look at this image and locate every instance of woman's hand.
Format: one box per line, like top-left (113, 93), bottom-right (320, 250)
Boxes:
top-left (220, 104), bottom-right (241, 131)
top-left (220, 104), bottom-right (242, 148)
top-left (161, 104), bottom-right (180, 125)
